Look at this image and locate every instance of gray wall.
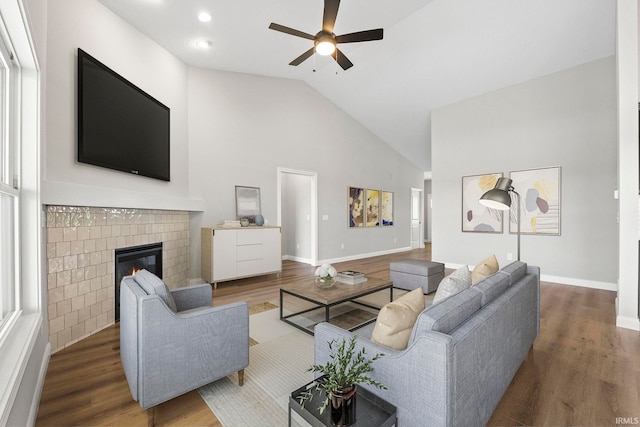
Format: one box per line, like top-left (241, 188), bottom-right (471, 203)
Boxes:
top-left (187, 66), bottom-right (423, 276)
top-left (432, 56), bottom-right (617, 286)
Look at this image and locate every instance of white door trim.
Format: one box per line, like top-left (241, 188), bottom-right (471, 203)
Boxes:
top-left (277, 167), bottom-right (318, 266)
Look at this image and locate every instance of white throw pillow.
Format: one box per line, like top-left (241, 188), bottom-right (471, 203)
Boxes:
top-left (433, 265), bottom-right (472, 304)
top-left (471, 254), bottom-right (499, 285)
top-left (371, 288), bottom-right (425, 350)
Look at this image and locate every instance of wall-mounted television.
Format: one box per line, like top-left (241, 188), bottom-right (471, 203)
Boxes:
top-left (77, 48), bottom-right (170, 181)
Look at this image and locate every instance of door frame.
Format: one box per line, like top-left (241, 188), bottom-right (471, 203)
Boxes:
top-left (277, 167), bottom-right (318, 266)
top-left (410, 187), bottom-right (425, 249)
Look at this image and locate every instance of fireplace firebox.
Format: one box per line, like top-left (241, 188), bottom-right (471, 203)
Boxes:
top-left (115, 242), bottom-right (163, 322)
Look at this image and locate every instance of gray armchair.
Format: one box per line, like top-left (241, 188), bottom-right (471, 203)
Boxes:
top-left (119, 269), bottom-right (249, 424)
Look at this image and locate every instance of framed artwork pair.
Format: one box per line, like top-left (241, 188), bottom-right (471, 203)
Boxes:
top-left (348, 187), bottom-right (393, 228)
top-left (461, 166), bottom-right (561, 235)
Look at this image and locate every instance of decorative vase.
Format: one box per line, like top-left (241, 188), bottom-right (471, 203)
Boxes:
top-left (315, 276), bottom-right (336, 289)
top-left (330, 385), bottom-right (357, 426)
top-left (255, 214), bottom-right (264, 226)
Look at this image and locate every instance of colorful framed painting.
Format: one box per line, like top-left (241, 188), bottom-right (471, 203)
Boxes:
top-left (461, 173), bottom-right (503, 233)
top-left (509, 166), bottom-right (561, 235)
top-left (348, 187), bottom-right (365, 228)
top-left (365, 189), bottom-right (380, 227)
top-left (381, 191), bottom-right (394, 226)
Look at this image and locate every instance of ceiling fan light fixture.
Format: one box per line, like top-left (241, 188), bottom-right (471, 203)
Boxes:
top-left (315, 38), bottom-right (335, 56)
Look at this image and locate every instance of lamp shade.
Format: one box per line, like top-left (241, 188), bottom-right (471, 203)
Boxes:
top-left (479, 177), bottom-right (513, 210)
top-left (315, 38), bottom-right (336, 56)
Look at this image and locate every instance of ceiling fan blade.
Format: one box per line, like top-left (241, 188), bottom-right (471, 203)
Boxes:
top-left (332, 48), bottom-right (353, 70)
top-left (289, 47), bottom-right (316, 66)
top-left (335, 28), bottom-right (383, 44)
top-left (322, 0), bottom-right (340, 33)
top-left (269, 23), bottom-right (315, 40)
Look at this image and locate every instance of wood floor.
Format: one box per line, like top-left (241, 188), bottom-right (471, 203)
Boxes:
top-left (35, 246), bottom-right (640, 426)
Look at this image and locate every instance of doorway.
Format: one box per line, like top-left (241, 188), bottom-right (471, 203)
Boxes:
top-left (277, 168), bottom-right (318, 265)
top-left (411, 187), bottom-right (424, 249)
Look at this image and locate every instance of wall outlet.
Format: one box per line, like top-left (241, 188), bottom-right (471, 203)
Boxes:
top-left (506, 253), bottom-right (513, 261)
top-left (394, 238), bottom-right (397, 243)
top-left (296, 243), bottom-right (300, 250)
top-left (340, 243), bottom-right (344, 249)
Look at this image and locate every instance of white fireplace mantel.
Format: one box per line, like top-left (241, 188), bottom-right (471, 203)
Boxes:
top-left (41, 179), bottom-right (205, 212)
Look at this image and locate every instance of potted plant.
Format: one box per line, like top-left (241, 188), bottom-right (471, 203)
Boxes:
top-left (298, 335), bottom-right (387, 426)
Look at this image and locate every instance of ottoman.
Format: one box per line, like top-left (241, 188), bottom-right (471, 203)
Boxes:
top-left (390, 260), bottom-right (445, 294)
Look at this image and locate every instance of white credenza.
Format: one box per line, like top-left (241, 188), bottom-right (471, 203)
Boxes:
top-left (201, 226), bottom-right (282, 287)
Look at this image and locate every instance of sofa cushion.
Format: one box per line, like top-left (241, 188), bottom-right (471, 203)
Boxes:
top-left (371, 288), bottom-right (425, 350)
top-left (472, 272), bottom-right (510, 306)
top-left (498, 261), bottom-right (528, 285)
top-left (433, 265), bottom-right (471, 304)
top-left (471, 254), bottom-right (499, 285)
top-left (410, 287), bottom-right (482, 340)
top-left (133, 269), bottom-right (178, 312)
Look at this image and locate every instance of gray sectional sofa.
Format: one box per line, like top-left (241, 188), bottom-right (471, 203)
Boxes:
top-left (314, 261), bottom-right (540, 427)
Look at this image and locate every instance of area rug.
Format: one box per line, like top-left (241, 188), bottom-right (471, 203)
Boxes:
top-left (198, 307), bottom-right (314, 426)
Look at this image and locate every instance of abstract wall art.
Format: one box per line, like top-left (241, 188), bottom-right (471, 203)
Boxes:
top-left (461, 173), bottom-right (503, 233)
top-left (235, 185), bottom-right (261, 223)
top-left (381, 191), bottom-right (394, 226)
top-left (366, 189), bottom-right (380, 227)
top-left (348, 186), bottom-right (365, 228)
top-left (509, 166), bottom-right (561, 235)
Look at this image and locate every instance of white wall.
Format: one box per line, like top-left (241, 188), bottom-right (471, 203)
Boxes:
top-left (432, 57), bottom-right (618, 288)
top-left (42, 0), bottom-right (201, 211)
top-left (187, 67), bottom-right (423, 276)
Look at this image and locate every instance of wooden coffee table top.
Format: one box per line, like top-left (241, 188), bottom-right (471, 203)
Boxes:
top-left (280, 277), bottom-right (393, 306)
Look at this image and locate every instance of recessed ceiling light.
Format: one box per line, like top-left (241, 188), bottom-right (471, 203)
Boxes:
top-left (195, 39), bottom-right (213, 49)
top-left (198, 12), bottom-right (212, 22)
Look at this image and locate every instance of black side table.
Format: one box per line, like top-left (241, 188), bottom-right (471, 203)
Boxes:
top-left (289, 379), bottom-right (397, 427)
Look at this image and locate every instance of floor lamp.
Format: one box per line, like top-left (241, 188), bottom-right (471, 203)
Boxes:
top-left (479, 177), bottom-right (521, 261)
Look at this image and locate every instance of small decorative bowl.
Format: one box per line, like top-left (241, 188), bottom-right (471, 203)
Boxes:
top-left (315, 277), bottom-right (336, 289)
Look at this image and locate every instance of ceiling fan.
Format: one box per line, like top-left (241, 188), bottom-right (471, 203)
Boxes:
top-left (268, 0), bottom-right (383, 70)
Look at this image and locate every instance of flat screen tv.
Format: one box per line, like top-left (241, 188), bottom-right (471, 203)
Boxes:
top-left (77, 48), bottom-right (170, 181)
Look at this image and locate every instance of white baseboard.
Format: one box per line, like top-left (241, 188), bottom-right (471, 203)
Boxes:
top-left (616, 315), bottom-right (640, 331)
top-left (443, 262), bottom-right (617, 292)
top-left (28, 342), bottom-right (51, 426)
top-left (282, 255), bottom-right (313, 265)
top-left (318, 246), bottom-right (413, 266)
top-left (539, 274), bottom-right (617, 291)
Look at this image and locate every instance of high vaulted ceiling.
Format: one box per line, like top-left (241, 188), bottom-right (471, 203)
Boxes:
top-left (97, 0), bottom-right (616, 172)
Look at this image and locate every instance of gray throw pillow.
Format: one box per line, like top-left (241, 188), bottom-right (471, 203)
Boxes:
top-left (433, 265), bottom-right (472, 304)
top-left (132, 269), bottom-right (178, 312)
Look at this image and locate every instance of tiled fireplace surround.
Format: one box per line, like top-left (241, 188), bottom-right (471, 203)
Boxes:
top-left (46, 205), bottom-right (190, 353)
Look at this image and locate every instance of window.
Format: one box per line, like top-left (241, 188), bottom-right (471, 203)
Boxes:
top-left (0, 16), bottom-right (18, 333)
top-left (0, 1), bottom-right (41, 423)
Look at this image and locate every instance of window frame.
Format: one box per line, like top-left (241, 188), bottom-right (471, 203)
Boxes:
top-left (0, 0), bottom-right (43, 425)
top-left (0, 0), bottom-right (22, 347)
